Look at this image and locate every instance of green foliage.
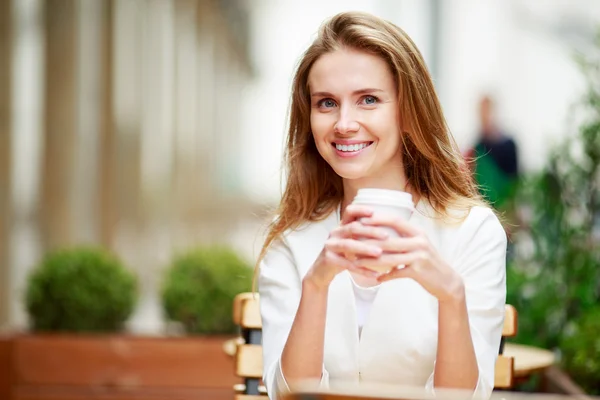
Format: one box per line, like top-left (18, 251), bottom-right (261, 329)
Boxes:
top-left (560, 307), bottom-right (600, 394)
top-left (25, 247), bottom-right (138, 333)
top-left (161, 246), bottom-right (253, 335)
top-left (507, 30), bottom-right (600, 393)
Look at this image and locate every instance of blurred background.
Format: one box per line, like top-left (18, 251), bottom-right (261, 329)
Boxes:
top-left (2, 0), bottom-right (600, 398)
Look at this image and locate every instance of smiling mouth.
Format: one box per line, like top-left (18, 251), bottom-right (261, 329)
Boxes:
top-left (333, 142), bottom-right (373, 152)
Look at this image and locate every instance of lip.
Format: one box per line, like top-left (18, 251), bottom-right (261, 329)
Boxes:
top-left (332, 141), bottom-right (373, 158)
top-left (332, 139), bottom-right (373, 145)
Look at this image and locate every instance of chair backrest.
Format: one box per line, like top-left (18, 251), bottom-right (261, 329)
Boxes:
top-left (232, 293), bottom-right (518, 395)
top-left (233, 293), bottom-right (267, 399)
top-left (495, 304), bottom-right (518, 389)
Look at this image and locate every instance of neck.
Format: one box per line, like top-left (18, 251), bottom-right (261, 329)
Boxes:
top-left (341, 169), bottom-right (411, 212)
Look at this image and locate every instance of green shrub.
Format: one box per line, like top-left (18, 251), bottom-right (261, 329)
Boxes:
top-left (25, 247), bottom-right (138, 333)
top-left (561, 307), bottom-right (600, 395)
top-left (161, 246), bottom-right (253, 335)
top-left (506, 29), bottom-right (600, 393)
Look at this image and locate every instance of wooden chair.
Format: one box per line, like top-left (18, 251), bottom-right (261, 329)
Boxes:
top-left (233, 292), bottom-right (267, 399)
top-left (495, 304), bottom-right (518, 389)
top-left (232, 293), bottom-right (518, 398)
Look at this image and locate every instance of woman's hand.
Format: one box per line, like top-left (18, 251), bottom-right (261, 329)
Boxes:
top-left (304, 205), bottom-right (389, 290)
top-left (358, 215), bottom-right (465, 303)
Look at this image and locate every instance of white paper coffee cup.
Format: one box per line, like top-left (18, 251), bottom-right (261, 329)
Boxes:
top-left (351, 188), bottom-right (414, 273)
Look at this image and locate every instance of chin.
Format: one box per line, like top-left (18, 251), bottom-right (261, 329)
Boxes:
top-left (331, 166), bottom-right (370, 180)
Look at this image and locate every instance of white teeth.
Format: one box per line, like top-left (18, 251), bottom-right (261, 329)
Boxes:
top-left (335, 142), bottom-right (370, 152)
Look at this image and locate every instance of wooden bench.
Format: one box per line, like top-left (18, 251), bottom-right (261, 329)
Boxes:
top-left (232, 293), bottom-right (518, 398)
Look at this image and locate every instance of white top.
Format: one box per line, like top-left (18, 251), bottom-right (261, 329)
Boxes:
top-left (258, 200), bottom-right (507, 400)
top-left (349, 275), bottom-right (380, 337)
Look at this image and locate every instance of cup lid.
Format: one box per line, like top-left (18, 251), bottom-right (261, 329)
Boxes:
top-left (352, 188), bottom-right (414, 209)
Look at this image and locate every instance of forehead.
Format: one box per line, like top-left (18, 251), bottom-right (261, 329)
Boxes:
top-left (308, 48), bottom-right (395, 93)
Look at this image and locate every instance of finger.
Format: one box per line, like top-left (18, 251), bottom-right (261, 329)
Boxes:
top-left (322, 250), bottom-right (357, 271)
top-left (360, 215), bottom-right (421, 237)
top-left (348, 265), bottom-right (382, 279)
top-left (372, 236), bottom-right (429, 253)
top-left (323, 251), bottom-right (380, 278)
top-left (341, 204), bottom-right (375, 225)
top-left (325, 237), bottom-right (382, 258)
top-left (377, 265), bottom-right (415, 282)
top-left (334, 221), bottom-right (389, 240)
top-left (356, 252), bottom-right (419, 269)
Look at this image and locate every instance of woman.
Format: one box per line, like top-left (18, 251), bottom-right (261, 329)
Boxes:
top-left (256, 11), bottom-right (506, 400)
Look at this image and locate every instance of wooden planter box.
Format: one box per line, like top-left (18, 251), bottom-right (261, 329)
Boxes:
top-left (3, 334), bottom-right (240, 400)
top-left (1, 335), bottom-right (12, 400)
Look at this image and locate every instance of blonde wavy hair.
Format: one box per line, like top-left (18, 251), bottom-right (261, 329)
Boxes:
top-left (256, 11), bottom-right (486, 268)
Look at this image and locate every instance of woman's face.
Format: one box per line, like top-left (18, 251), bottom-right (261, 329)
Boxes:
top-left (308, 48), bottom-right (403, 184)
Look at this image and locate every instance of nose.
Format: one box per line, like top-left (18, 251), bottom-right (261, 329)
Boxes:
top-left (334, 105), bottom-right (360, 135)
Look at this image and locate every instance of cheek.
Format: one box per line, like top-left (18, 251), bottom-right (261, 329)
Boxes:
top-left (370, 110), bottom-right (401, 142)
top-left (310, 113), bottom-right (333, 142)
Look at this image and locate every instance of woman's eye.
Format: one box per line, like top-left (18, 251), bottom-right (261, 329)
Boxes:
top-left (362, 95), bottom-right (378, 105)
top-left (318, 99), bottom-right (337, 108)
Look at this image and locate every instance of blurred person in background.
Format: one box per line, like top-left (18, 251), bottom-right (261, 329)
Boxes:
top-left (256, 11), bottom-right (506, 400)
top-left (467, 95), bottom-right (519, 210)
top-left (465, 96), bottom-right (520, 252)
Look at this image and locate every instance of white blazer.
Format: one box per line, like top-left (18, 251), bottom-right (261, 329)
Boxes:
top-left (258, 200), bottom-right (507, 400)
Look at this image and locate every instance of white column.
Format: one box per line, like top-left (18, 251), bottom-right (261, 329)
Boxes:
top-left (173, 0), bottom-right (198, 217)
top-left (10, 0), bottom-right (44, 328)
top-left (127, 0), bottom-right (176, 335)
top-left (73, 0), bottom-right (104, 243)
top-left (111, 0), bottom-right (143, 256)
top-left (140, 0), bottom-right (175, 212)
top-left (195, 4), bottom-right (217, 203)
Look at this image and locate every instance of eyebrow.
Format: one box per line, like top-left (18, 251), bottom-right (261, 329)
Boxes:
top-left (310, 88), bottom-right (385, 98)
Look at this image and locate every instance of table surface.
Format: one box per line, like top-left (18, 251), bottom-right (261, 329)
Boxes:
top-left (224, 340), bottom-right (557, 379)
top-left (282, 381), bottom-right (593, 400)
top-left (504, 342), bottom-right (556, 377)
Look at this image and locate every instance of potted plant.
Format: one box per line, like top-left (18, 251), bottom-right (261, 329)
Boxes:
top-left (161, 246), bottom-right (253, 335)
top-left (10, 247), bottom-right (138, 399)
top-left (161, 246), bottom-right (252, 394)
top-left (159, 245), bottom-right (253, 395)
top-left (25, 247), bottom-right (137, 333)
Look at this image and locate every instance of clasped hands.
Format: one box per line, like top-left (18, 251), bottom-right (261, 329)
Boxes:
top-left (307, 204), bottom-right (464, 303)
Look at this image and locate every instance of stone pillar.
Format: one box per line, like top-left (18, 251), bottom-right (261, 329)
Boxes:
top-left (111, 0), bottom-right (143, 243)
top-left (72, 0), bottom-right (107, 244)
top-left (195, 1), bottom-right (218, 212)
top-left (139, 0), bottom-right (175, 224)
top-left (112, 0), bottom-right (172, 334)
top-left (98, 0), bottom-right (116, 249)
top-left (0, 0), bottom-right (12, 329)
top-left (10, 0), bottom-right (45, 328)
top-left (173, 0), bottom-right (198, 225)
top-left (40, 0), bottom-right (77, 250)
